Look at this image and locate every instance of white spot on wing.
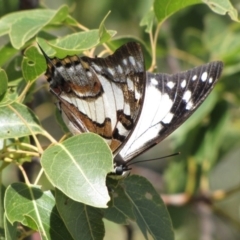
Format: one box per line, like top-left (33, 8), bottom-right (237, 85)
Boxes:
top-left (186, 101), bottom-right (193, 110)
top-left (167, 81), bottom-right (175, 89)
top-left (129, 56), bottom-right (136, 66)
top-left (108, 67), bottom-right (115, 76)
top-left (86, 71), bottom-right (92, 78)
top-left (209, 77), bottom-right (213, 83)
top-left (201, 71), bottom-right (208, 82)
top-left (181, 79), bottom-right (186, 88)
top-left (162, 112), bottom-right (174, 124)
top-left (183, 90), bottom-right (192, 102)
top-left (127, 77), bottom-right (134, 91)
top-left (192, 75), bottom-right (197, 81)
top-left (117, 65), bottom-right (123, 74)
top-left (123, 59), bottom-right (127, 65)
top-left (123, 102), bottom-right (131, 116)
top-left (116, 122), bottom-right (128, 137)
top-left (135, 89), bottom-right (140, 100)
top-left (150, 77), bottom-right (158, 85)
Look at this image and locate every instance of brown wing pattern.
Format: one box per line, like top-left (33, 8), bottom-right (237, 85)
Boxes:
top-left (40, 42), bottom-right (145, 153)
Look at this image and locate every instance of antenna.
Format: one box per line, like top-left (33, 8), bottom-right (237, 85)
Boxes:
top-left (126, 152), bottom-right (180, 167)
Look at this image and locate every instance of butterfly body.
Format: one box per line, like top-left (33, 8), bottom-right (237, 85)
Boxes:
top-left (40, 42), bottom-right (223, 174)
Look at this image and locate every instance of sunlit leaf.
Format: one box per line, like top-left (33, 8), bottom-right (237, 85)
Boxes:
top-left (4, 183), bottom-right (73, 240)
top-left (48, 30), bottom-right (100, 58)
top-left (99, 11), bottom-right (116, 43)
top-left (0, 5), bottom-right (69, 49)
top-left (41, 133), bottom-right (112, 208)
top-left (140, 9), bottom-right (155, 33)
top-left (202, 0), bottom-right (239, 22)
top-left (47, 29), bottom-right (116, 58)
top-left (154, 0), bottom-right (201, 23)
top-left (0, 102), bottom-right (44, 138)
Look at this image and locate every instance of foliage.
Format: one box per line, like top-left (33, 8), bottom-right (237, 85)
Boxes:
top-left (0, 0), bottom-right (240, 239)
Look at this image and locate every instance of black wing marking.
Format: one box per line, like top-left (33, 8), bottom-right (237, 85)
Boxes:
top-left (40, 42), bottom-right (146, 153)
top-left (116, 61), bottom-right (223, 163)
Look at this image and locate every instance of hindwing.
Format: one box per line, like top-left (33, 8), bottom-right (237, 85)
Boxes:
top-left (116, 61), bottom-right (223, 163)
top-left (41, 42), bottom-right (145, 153)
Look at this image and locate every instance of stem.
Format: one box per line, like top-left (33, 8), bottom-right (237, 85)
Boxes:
top-left (59, 133), bottom-right (71, 143)
top-left (211, 184), bottom-right (240, 201)
top-left (18, 164), bottom-right (31, 185)
top-left (41, 130), bottom-right (57, 144)
top-left (18, 81), bottom-right (32, 103)
top-left (148, 30), bottom-right (155, 72)
top-left (77, 23), bottom-right (89, 31)
top-left (185, 157), bottom-right (197, 195)
top-left (7, 142), bottom-right (39, 152)
top-left (148, 22), bottom-right (162, 72)
top-left (19, 142), bottom-right (39, 152)
top-left (34, 168), bottom-right (44, 185)
top-left (1, 150), bottom-right (40, 158)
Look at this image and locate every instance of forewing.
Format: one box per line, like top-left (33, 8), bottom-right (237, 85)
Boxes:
top-left (41, 42), bottom-right (145, 153)
top-left (117, 61), bottom-right (223, 162)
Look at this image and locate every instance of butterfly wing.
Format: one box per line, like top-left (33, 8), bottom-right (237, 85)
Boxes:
top-left (41, 42), bottom-right (145, 153)
top-left (117, 61), bottom-right (223, 163)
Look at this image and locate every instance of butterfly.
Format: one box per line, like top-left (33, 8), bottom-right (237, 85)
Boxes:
top-left (39, 42), bottom-right (223, 174)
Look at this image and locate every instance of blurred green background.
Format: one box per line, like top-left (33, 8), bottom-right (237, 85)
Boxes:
top-left (1, 0), bottom-right (240, 239)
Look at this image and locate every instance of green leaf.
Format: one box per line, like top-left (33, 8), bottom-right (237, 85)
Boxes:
top-left (0, 5), bottom-right (69, 49)
top-left (123, 175), bottom-right (174, 240)
top-left (4, 214), bottom-right (18, 240)
top-left (47, 29), bottom-right (116, 58)
top-left (0, 102), bottom-right (44, 138)
top-left (0, 80), bottom-right (21, 107)
top-left (0, 185), bottom-right (6, 231)
top-left (0, 69), bottom-right (8, 97)
top-left (103, 177), bottom-right (135, 224)
top-left (41, 133), bottom-right (113, 208)
top-left (154, 0), bottom-right (201, 23)
top-left (4, 183), bottom-right (73, 240)
top-left (99, 11), bottom-right (116, 43)
top-left (48, 30), bottom-right (101, 58)
top-left (63, 15), bottom-right (79, 26)
top-left (154, 0), bottom-right (239, 24)
top-left (55, 189), bottom-right (105, 240)
top-left (140, 9), bottom-right (155, 33)
top-left (22, 46), bottom-right (47, 82)
top-left (0, 42), bottom-right (19, 66)
top-left (202, 0), bottom-right (239, 22)
top-left (4, 56), bottom-right (23, 82)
